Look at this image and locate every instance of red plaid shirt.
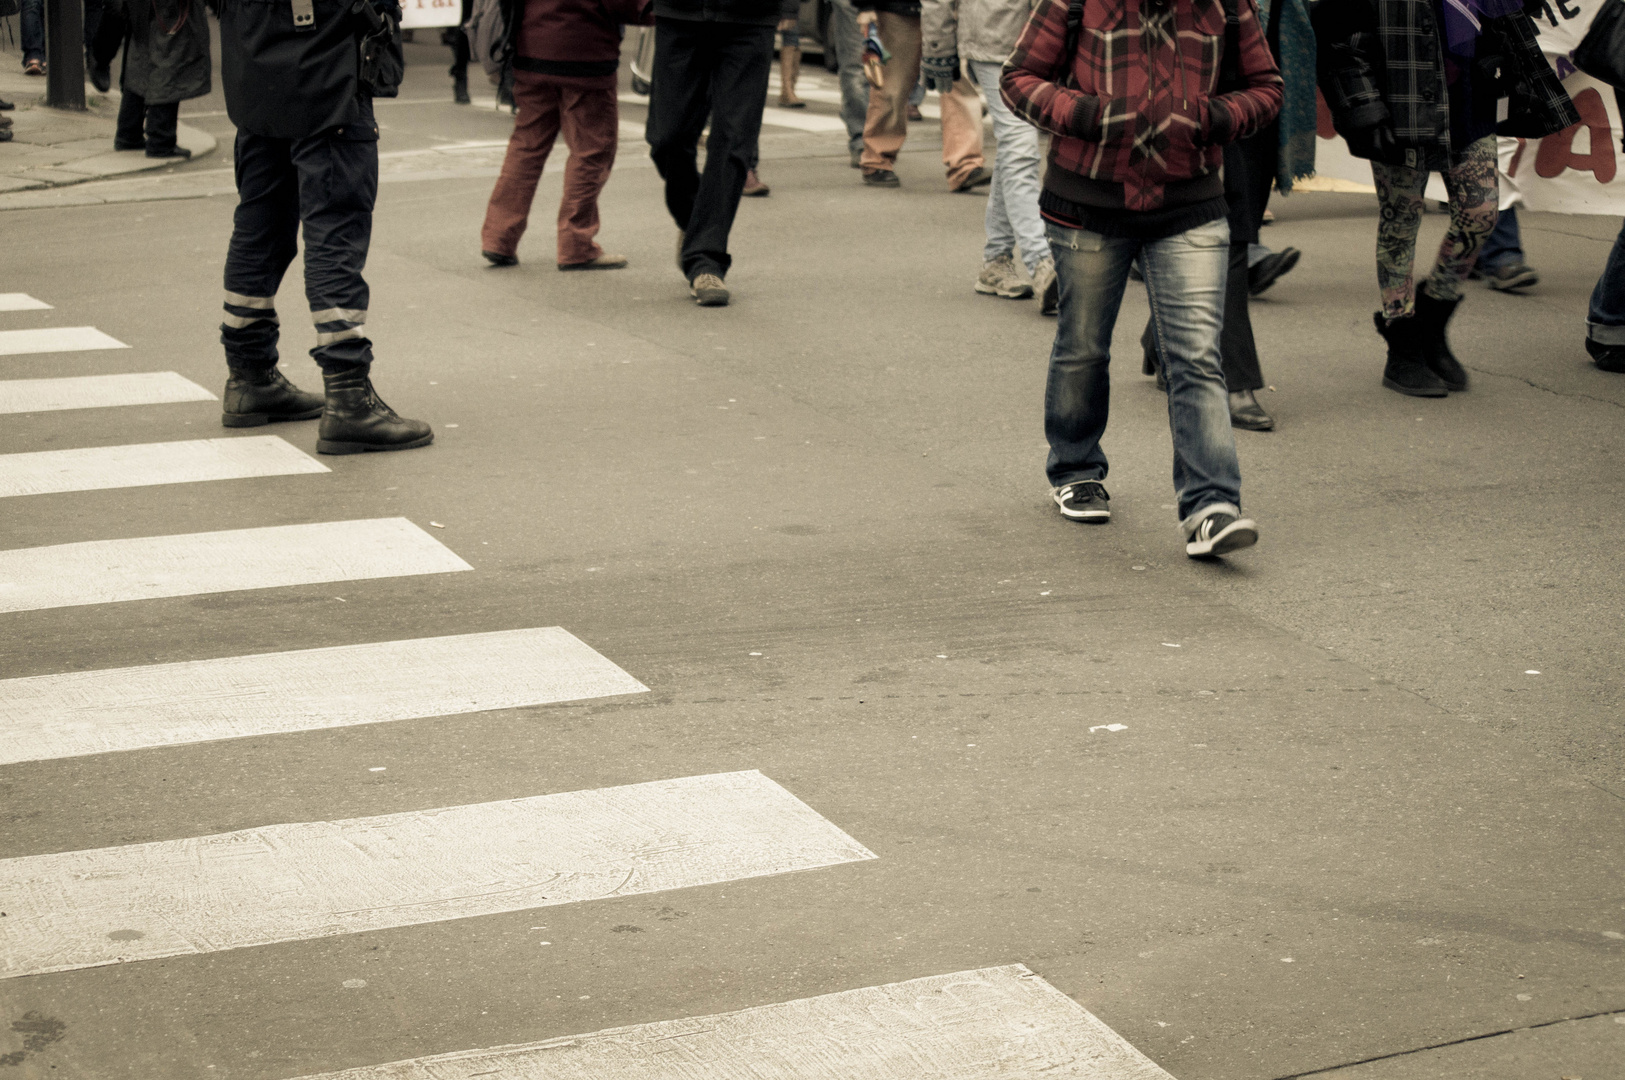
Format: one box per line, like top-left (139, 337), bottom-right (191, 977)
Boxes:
top-left (1001, 0), bottom-right (1282, 212)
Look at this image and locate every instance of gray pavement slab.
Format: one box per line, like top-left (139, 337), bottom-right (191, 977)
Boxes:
top-left (0, 42), bottom-right (1621, 1080)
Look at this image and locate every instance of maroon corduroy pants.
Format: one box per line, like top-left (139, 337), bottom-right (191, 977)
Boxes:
top-left (481, 73), bottom-right (618, 267)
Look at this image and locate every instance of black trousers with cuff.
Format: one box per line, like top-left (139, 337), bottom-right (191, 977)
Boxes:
top-left (220, 101), bottom-right (380, 375)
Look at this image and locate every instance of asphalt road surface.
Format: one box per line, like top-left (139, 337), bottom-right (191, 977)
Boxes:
top-left (0, 36), bottom-right (1621, 1080)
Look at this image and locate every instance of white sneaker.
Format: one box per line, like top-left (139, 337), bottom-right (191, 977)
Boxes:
top-left (975, 254), bottom-right (1033, 299)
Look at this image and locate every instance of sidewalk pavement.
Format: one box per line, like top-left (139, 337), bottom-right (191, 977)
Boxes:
top-left (0, 68), bottom-right (215, 192)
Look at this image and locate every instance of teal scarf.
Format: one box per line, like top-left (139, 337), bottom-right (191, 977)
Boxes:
top-left (1267, 0), bottom-right (1318, 193)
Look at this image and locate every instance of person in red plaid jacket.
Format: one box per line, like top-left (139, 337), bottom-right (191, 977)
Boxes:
top-left (1000, 0), bottom-right (1281, 559)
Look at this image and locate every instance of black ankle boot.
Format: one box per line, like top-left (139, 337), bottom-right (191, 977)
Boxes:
top-left (222, 366), bottom-right (324, 427)
top-left (1412, 289), bottom-right (1468, 391)
top-left (452, 73), bottom-right (470, 104)
top-left (316, 367), bottom-right (434, 454)
top-left (1374, 311), bottom-right (1448, 397)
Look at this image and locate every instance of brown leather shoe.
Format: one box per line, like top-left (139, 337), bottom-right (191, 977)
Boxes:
top-left (559, 254), bottom-right (628, 270)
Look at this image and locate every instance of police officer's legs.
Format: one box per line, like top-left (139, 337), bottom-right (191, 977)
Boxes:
top-left (293, 113), bottom-right (432, 454)
top-left (220, 132), bottom-right (325, 427)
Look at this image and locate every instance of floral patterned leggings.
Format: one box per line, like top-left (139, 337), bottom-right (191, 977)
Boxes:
top-left (1371, 135), bottom-right (1499, 321)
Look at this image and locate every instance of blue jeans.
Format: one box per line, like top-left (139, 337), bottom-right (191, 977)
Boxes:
top-left (828, 0), bottom-right (871, 155)
top-left (1044, 217), bottom-right (1243, 526)
top-left (967, 59), bottom-right (1048, 273)
top-left (1477, 205), bottom-right (1523, 270)
top-left (1587, 218), bottom-right (1625, 346)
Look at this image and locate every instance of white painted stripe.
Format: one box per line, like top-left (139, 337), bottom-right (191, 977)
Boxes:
top-left (617, 93), bottom-right (848, 132)
top-left (0, 372), bottom-right (214, 414)
top-left (0, 627), bottom-right (649, 765)
top-left (288, 965), bottom-right (1175, 1080)
top-left (0, 771), bottom-right (875, 979)
top-left (0, 517), bottom-right (471, 614)
top-left (0, 436), bottom-right (328, 499)
top-left (0, 293), bottom-right (53, 311)
top-left (0, 326), bottom-right (129, 355)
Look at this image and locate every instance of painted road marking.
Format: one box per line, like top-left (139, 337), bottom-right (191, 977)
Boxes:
top-left (287, 965), bottom-right (1176, 1080)
top-left (0, 627), bottom-right (649, 765)
top-left (0, 517), bottom-right (471, 613)
top-left (0, 771), bottom-right (876, 979)
top-left (0, 372), bottom-right (215, 414)
top-left (617, 93), bottom-right (847, 132)
top-left (0, 294), bottom-right (53, 311)
top-left (0, 436), bottom-right (328, 499)
top-left (0, 326), bottom-right (129, 355)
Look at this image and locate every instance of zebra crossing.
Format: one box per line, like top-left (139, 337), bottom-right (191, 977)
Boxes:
top-left (0, 293), bottom-right (1173, 1078)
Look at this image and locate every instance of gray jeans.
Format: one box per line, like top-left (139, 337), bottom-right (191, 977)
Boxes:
top-left (967, 59), bottom-right (1048, 272)
top-left (828, 0), bottom-right (871, 154)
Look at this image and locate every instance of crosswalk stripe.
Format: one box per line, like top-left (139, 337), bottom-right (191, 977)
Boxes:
top-left (286, 965), bottom-right (1175, 1080)
top-left (0, 770), bottom-right (876, 979)
top-left (0, 435), bottom-right (328, 499)
top-left (0, 327), bottom-right (129, 356)
top-left (0, 517), bottom-right (471, 614)
top-left (0, 372), bottom-right (215, 414)
top-left (615, 93), bottom-right (848, 132)
top-left (0, 294), bottom-right (53, 311)
top-left (0, 627), bottom-right (649, 765)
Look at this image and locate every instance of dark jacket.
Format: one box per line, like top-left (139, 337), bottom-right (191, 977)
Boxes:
top-left (1001, 0), bottom-right (1283, 212)
top-left (652, 0), bottom-right (780, 26)
top-left (1314, 0), bottom-right (1577, 169)
top-left (220, 0), bottom-right (390, 138)
top-left (120, 0), bottom-right (211, 104)
top-left (502, 0), bottom-right (652, 86)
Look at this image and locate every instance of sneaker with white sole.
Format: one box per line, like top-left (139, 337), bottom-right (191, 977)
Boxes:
top-left (1032, 256), bottom-right (1058, 315)
top-left (1184, 511), bottom-right (1258, 557)
top-left (976, 254), bottom-right (1033, 299)
top-left (690, 273), bottom-right (729, 306)
top-left (1053, 480), bottom-right (1110, 522)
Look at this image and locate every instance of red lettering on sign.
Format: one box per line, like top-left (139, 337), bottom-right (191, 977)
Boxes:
top-left (1535, 86), bottom-right (1616, 183)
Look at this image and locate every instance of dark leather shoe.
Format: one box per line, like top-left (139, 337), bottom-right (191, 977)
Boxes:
top-left (862, 169), bottom-right (900, 187)
top-left (1586, 338), bottom-right (1625, 373)
top-left (146, 146), bottom-right (192, 159)
top-left (222, 367), bottom-right (324, 427)
top-left (1248, 247), bottom-right (1300, 296)
top-left (1228, 388), bottom-right (1275, 431)
top-left (952, 166), bottom-right (992, 192)
top-left (89, 55), bottom-right (111, 93)
top-left (482, 250), bottom-right (517, 267)
top-left (317, 368), bottom-right (433, 454)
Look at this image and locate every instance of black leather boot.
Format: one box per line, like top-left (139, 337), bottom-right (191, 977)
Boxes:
top-left (1375, 311), bottom-right (1448, 397)
top-left (1228, 388), bottom-right (1274, 430)
top-left (316, 367), bottom-right (434, 454)
top-left (452, 72), bottom-right (471, 104)
top-left (222, 366), bottom-right (324, 427)
top-left (1412, 288), bottom-right (1468, 391)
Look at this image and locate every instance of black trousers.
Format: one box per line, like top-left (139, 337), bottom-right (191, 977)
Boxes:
top-left (220, 106), bottom-right (380, 374)
top-left (1142, 130), bottom-right (1276, 393)
top-left (115, 90), bottom-right (178, 153)
top-left (646, 17), bottom-right (773, 280)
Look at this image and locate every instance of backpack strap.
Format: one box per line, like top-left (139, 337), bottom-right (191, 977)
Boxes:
top-left (1060, 0), bottom-right (1082, 85)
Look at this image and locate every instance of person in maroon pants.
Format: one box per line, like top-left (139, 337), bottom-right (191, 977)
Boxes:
top-left (479, 0), bottom-right (653, 270)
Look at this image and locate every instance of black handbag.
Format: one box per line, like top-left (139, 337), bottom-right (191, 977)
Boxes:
top-left (1575, 0), bottom-right (1625, 89)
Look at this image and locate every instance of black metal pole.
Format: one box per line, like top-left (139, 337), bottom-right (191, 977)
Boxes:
top-left (45, 0), bottom-right (87, 110)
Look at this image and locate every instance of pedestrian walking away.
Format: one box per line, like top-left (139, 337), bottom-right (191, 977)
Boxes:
top-left (445, 0), bottom-right (475, 103)
top-left (1002, 0), bottom-right (1281, 558)
top-left (741, 0), bottom-right (803, 198)
top-left (856, 0), bottom-right (986, 190)
top-left (1314, 0), bottom-right (1575, 398)
top-left (646, 0), bottom-right (780, 306)
top-left (827, 0), bottom-right (873, 166)
top-left (1140, 0), bottom-right (1317, 433)
top-left (479, 0), bottom-right (650, 270)
top-left (111, 0), bottom-right (212, 158)
top-left (216, 0), bottom-right (433, 454)
top-left (1470, 139), bottom-right (1540, 292)
top-left (923, 0), bottom-right (1054, 312)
